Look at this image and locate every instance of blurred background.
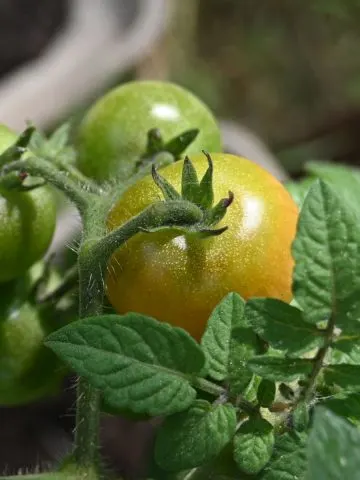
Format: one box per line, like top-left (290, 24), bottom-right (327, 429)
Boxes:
top-left (1, 0), bottom-right (360, 477)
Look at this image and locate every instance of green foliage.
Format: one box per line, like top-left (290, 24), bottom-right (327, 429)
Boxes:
top-left (46, 313), bottom-right (206, 416)
top-left (155, 400), bottom-right (237, 471)
top-left (307, 408), bottom-right (360, 480)
top-left (261, 431), bottom-right (308, 480)
top-left (233, 417), bottom-right (274, 475)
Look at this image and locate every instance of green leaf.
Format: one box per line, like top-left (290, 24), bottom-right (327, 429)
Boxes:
top-left (201, 293), bottom-right (259, 395)
top-left (165, 128), bottom-right (199, 158)
top-left (155, 400), bottom-right (237, 471)
top-left (233, 417), bottom-right (274, 475)
top-left (331, 337), bottom-right (360, 365)
top-left (201, 293), bottom-right (245, 380)
top-left (285, 177), bottom-right (316, 208)
top-left (46, 313), bottom-right (205, 416)
top-left (306, 161), bottom-right (360, 214)
top-left (248, 356), bottom-right (312, 382)
top-left (322, 392), bottom-right (360, 423)
top-left (262, 431), bottom-right (307, 480)
top-left (245, 299), bottom-right (324, 356)
top-left (228, 325), bottom-right (259, 395)
top-left (257, 379), bottom-right (276, 407)
top-left (151, 165), bottom-right (181, 201)
top-left (307, 407), bottom-right (360, 480)
top-left (324, 364), bottom-right (360, 391)
top-left (292, 402), bottom-right (310, 432)
top-left (292, 180), bottom-right (360, 328)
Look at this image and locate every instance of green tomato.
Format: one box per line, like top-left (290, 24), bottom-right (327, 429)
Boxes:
top-left (76, 81), bottom-right (222, 182)
top-left (0, 124), bottom-right (57, 283)
top-left (0, 263), bottom-right (67, 405)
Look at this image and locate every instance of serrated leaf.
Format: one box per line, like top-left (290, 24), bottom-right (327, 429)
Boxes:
top-left (248, 356), bottom-right (312, 382)
top-left (228, 326), bottom-right (259, 395)
top-left (292, 402), bottom-right (310, 432)
top-left (46, 314), bottom-right (205, 416)
top-left (257, 379), bottom-right (276, 407)
top-left (324, 364), bottom-right (360, 391)
top-left (155, 400), bottom-right (237, 471)
top-left (262, 431), bottom-right (307, 480)
top-left (201, 293), bottom-right (245, 380)
top-left (306, 161), bottom-right (360, 215)
top-left (292, 180), bottom-right (360, 328)
top-left (285, 177), bottom-right (316, 209)
top-left (322, 392), bottom-right (360, 423)
top-left (233, 417), bottom-right (274, 475)
top-left (331, 337), bottom-right (360, 364)
top-left (307, 407), bottom-right (360, 480)
top-left (245, 299), bottom-right (324, 356)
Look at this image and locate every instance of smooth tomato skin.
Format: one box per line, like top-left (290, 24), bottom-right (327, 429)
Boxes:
top-left (76, 81), bottom-right (222, 182)
top-left (0, 264), bottom-right (66, 405)
top-left (106, 153), bottom-right (298, 341)
top-left (0, 124), bottom-right (57, 283)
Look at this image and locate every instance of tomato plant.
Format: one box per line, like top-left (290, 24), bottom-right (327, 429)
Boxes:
top-left (76, 81), bottom-right (222, 182)
top-left (0, 82), bottom-right (359, 480)
top-left (0, 124), bottom-right (57, 283)
top-left (105, 153), bottom-right (298, 340)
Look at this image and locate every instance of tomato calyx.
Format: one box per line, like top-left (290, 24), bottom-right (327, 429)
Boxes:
top-left (136, 127), bottom-right (200, 170)
top-left (148, 152), bottom-right (234, 238)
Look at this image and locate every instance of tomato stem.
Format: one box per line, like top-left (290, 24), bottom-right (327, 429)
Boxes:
top-left (2, 157), bottom-right (92, 215)
top-left (73, 249), bottom-right (104, 471)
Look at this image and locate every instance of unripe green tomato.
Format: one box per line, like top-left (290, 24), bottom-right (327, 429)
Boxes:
top-left (0, 263), bottom-right (67, 405)
top-left (106, 153), bottom-right (298, 341)
top-left (0, 124), bottom-right (57, 283)
top-left (76, 81), bottom-right (222, 182)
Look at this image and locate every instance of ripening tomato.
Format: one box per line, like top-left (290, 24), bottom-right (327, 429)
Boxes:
top-left (76, 81), bottom-right (222, 182)
top-left (0, 124), bottom-right (57, 283)
top-left (105, 153), bottom-right (298, 340)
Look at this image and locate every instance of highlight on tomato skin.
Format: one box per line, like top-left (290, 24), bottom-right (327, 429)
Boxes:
top-left (105, 152), bottom-right (299, 341)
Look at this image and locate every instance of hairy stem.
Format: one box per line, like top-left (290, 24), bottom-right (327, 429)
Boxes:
top-left (303, 315), bottom-right (336, 403)
top-left (2, 157), bottom-right (91, 214)
top-left (73, 251), bottom-right (104, 469)
top-left (95, 199), bottom-right (203, 268)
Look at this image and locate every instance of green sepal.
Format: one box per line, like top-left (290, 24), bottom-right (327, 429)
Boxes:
top-left (152, 165), bottom-right (181, 200)
top-left (0, 126), bottom-right (34, 168)
top-left (181, 156), bottom-right (200, 202)
top-left (145, 128), bottom-right (165, 156)
top-left (206, 191), bottom-right (234, 226)
top-left (165, 128), bottom-right (199, 158)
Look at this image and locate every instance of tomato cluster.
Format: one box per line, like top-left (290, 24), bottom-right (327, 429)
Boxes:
top-left (0, 80), bottom-right (298, 405)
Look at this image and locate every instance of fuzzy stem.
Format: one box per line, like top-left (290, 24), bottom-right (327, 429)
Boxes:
top-left (303, 315), bottom-right (336, 403)
top-left (94, 199), bottom-right (203, 268)
top-left (73, 250), bottom-right (104, 468)
top-left (1, 157), bottom-right (91, 214)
